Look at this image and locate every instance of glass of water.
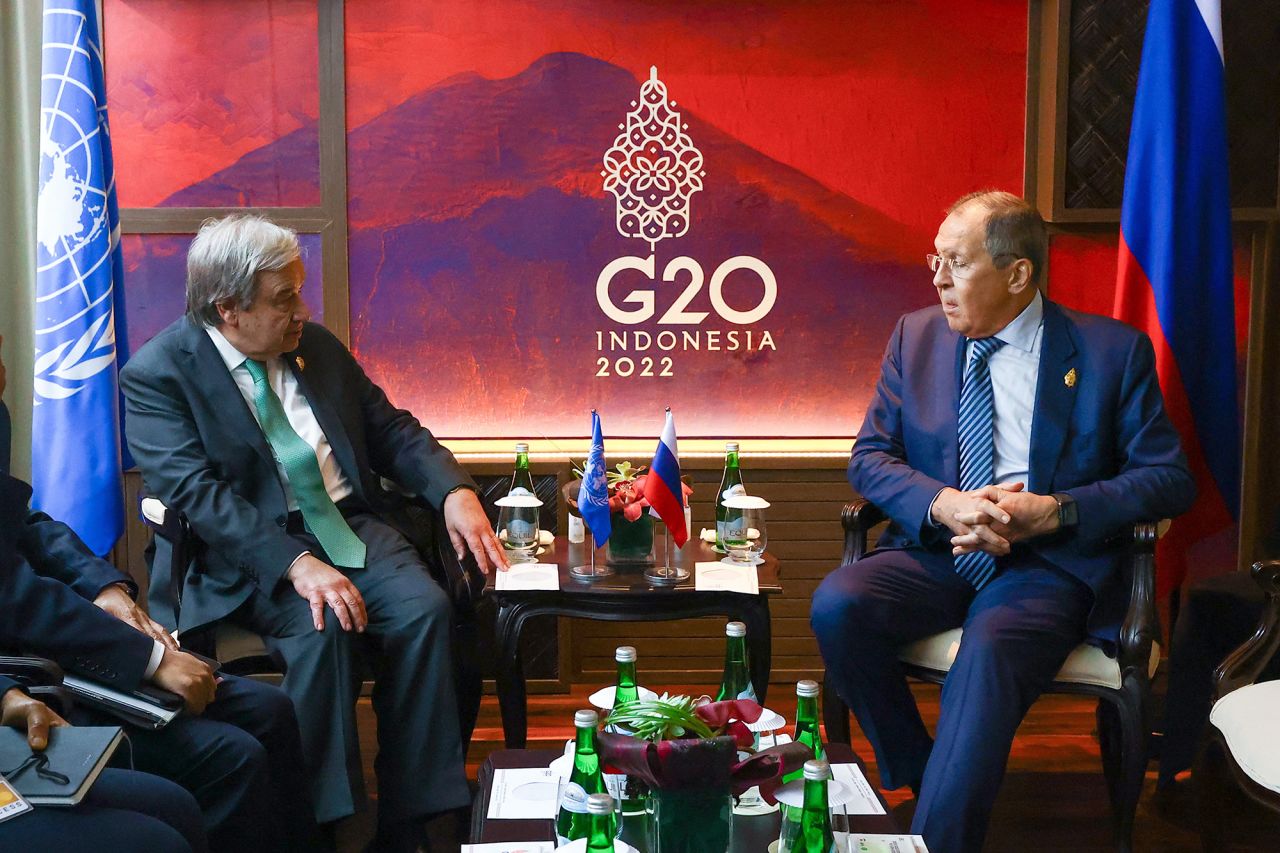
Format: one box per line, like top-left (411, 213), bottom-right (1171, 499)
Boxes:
top-left (496, 489), bottom-right (542, 563)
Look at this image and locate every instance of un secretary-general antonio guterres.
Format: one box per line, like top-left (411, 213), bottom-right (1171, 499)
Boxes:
top-left (121, 214), bottom-right (509, 852)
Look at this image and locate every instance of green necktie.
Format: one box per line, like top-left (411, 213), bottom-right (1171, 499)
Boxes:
top-left (242, 358), bottom-right (366, 569)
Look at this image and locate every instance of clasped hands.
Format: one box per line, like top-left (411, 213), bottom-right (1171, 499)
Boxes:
top-left (930, 482), bottom-right (1060, 558)
top-left (285, 487), bottom-right (509, 635)
top-left (93, 584), bottom-right (218, 714)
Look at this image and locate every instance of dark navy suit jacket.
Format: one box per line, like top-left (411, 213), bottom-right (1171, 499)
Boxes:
top-left (850, 298), bottom-right (1196, 646)
top-left (1, 472), bottom-right (154, 691)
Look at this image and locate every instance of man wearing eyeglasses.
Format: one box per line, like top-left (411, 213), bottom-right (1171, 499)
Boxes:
top-left (811, 191), bottom-right (1195, 853)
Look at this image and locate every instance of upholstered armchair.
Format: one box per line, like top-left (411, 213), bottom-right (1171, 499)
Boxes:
top-left (822, 498), bottom-right (1163, 853)
top-left (1194, 559), bottom-right (1280, 852)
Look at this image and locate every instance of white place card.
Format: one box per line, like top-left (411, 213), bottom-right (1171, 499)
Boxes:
top-left (831, 762), bottom-right (887, 815)
top-left (486, 767), bottom-right (560, 820)
top-left (695, 561), bottom-right (759, 594)
top-left (841, 833), bottom-right (929, 853)
top-left (495, 563), bottom-right (560, 591)
top-left (461, 843), bottom-right (554, 853)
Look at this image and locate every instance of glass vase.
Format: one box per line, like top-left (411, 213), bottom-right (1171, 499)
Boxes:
top-left (645, 787), bottom-right (733, 853)
top-left (607, 513), bottom-right (654, 565)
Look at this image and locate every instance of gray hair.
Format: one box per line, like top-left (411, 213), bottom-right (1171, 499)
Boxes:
top-left (947, 190), bottom-right (1048, 286)
top-left (185, 215), bottom-right (301, 327)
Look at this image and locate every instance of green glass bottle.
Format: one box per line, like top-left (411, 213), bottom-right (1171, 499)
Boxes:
top-left (613, 646), bottom-right (638, 707)
top-left (783, 679), bottom-right (825, 784)
top-left (555, 710), bottom-right (611, 844)
top-left (715, 442), bottom-right (746, 552)
top-left (585, 793), bottom-right (617, 853)
top-left (511, 442), bottom-right (535, 495)
top-left (797, 759), bottom-right (837, 853)
top-left (714, 621), bottom-right (758, 703)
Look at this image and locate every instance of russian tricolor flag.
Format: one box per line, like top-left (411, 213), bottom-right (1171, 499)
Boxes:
top-left (644, 409), bottom-right (688, 547)
top-left (1114, 0), bottom-right (1238, 595)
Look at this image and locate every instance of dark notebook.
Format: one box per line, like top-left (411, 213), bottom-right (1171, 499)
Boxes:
top-left (0, 726), bottom-right (122, 806)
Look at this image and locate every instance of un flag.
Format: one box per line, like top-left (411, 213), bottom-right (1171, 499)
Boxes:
top-left (33, 0), bottom-right (128, 555)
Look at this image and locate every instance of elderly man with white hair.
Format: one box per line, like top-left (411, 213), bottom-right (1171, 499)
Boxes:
top-left (122, 214), bottom-right (506, 852)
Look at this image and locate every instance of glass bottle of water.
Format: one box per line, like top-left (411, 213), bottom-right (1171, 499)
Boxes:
top-left (714, 621), bottom-right (758, 703)
top-left (556, 710), bottom-right (611, 844)
top-left (613, 646), bottom-right (639, 707)
top-left (784, 680), bottom-right (825, 784)
top-left (715, 443), bottom-right (746, 552)
top-left (796, 760), bottom-right (838, 853)
top-left (585, 793), bottom-right (618, 853)
top-left (511, 441), bottom-right (535, 495)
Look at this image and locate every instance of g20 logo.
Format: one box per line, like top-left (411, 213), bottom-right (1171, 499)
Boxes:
top-left (596, 254), bottom-right (777, 325)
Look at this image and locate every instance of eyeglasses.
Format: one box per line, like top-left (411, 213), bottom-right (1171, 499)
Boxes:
top-left (927, 252), bottom-right (1016, 280)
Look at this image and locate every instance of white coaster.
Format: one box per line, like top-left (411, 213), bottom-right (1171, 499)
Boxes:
top-left (587, 685), bottom-right (660, 710)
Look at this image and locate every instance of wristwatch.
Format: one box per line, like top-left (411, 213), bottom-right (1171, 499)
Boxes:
top-left (1051, 493), bottom-right (1078, 530)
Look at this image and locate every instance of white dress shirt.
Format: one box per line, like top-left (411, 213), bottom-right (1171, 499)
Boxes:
top-left (206, 326), bottom-right (353, 511)
top-left (966, 289), bottom-right (1044, 485)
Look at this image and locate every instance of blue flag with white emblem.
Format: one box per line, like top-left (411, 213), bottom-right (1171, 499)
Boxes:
top-left (33, 0), bottom-right (128, 555)
top-left (577, 410), bottom-right (612, 545)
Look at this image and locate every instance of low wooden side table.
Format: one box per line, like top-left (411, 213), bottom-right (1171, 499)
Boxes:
top-left (488, 537), bottom-right (782, 748)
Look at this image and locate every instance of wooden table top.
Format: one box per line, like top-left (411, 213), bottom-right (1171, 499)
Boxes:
top-left (485, 536), bottom-right (782, 596)
top-left (471, 742), bottom-right (899, 849)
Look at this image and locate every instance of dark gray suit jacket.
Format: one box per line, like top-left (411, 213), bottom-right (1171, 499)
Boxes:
top-left (120, 318), bottom-right (476, 633)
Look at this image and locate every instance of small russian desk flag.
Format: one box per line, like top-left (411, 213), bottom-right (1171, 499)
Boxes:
top-left (644, 409), bottom-right (688, 547)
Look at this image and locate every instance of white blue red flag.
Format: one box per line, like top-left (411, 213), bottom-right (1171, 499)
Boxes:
top-left (578, 410), bottom-right (612, 545)
top-left (1114, 0), bottom-right (1237, 594)
top-left (33, 0), bottom-right (128, 555)
top-left (644, 409), bottom-right (688, 547)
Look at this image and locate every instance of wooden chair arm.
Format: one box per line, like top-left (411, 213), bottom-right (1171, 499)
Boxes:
top-left (1213, 559), bottom-right (1280, 700)
top-left (1116, 521), bottom-right (1162, 677)
top-left (841, 498), bottom-right (887, 564)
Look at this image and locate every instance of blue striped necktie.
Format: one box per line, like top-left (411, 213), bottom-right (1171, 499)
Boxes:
top-left (954, 337), bottom-right (1006, 589)
top-left (242, 358), bottom-right (367, 570)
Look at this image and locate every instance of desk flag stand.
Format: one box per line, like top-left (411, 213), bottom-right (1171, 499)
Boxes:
top-left (644, 517), bottom-right (688, 586)
top-left (570, 532), bottom-right (614, 580)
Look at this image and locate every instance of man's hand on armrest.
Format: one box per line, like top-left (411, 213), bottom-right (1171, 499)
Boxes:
top-left (286, 554), bottom-right (368, 633)
top-left (93, 582), bottom-right (180, 651)
top-left (150, 651), bottom-right (217, 715)
top-left (443, 487), bottom-right (508, 574)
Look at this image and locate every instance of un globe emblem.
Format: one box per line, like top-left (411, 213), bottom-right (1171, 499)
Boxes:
top-left (34, 4), bottom-right (119, 403)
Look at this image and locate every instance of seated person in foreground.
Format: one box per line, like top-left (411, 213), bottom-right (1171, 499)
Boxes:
top-left (810, 191), bottom-right (1195, 853)
top-left (0, 340), bottom-right (320, 852)
top-left (120, 215), bottom-right (508, 852)
top-left (0, 680), bottom-right (204, 853)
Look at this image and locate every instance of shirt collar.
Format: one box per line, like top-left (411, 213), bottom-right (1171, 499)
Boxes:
top-left (993, 289), bottom-right (1043, 354)
top-left (205, 325), bottom-right (257, 373)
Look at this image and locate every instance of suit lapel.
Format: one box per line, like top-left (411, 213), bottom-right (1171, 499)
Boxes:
top-left (286, 347), bottom-right (361, 496)
top-left (1028, 300), bottom-right (1079, 494)
top-left (179, 323), bottom-right (277, 471)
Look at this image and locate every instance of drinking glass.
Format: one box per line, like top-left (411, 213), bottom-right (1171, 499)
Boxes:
top-left (721, 495), bottom-right (769, 566)
top-left (496, 490), bottom-right (542, 564)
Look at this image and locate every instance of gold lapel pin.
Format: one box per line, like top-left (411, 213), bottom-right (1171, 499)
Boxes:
top-left (295, 356), bottom-right (306, 371)
top-left (1064, 367), bottom-right (1077, 388)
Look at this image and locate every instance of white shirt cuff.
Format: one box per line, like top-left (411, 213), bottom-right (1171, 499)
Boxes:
top-left (287, 551), bottom-right (311, 576)
top-left (143, 639), bottom-right (166, 679)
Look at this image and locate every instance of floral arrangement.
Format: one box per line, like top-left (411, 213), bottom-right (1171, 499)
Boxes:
top-left (566, 460), bottom-right (694, 522)
top-left (600, 693), bottom-right (811, 798)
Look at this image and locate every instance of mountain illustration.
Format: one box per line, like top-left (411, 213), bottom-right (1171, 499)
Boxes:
top-left (156, 52), bottom-right (933, 436)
